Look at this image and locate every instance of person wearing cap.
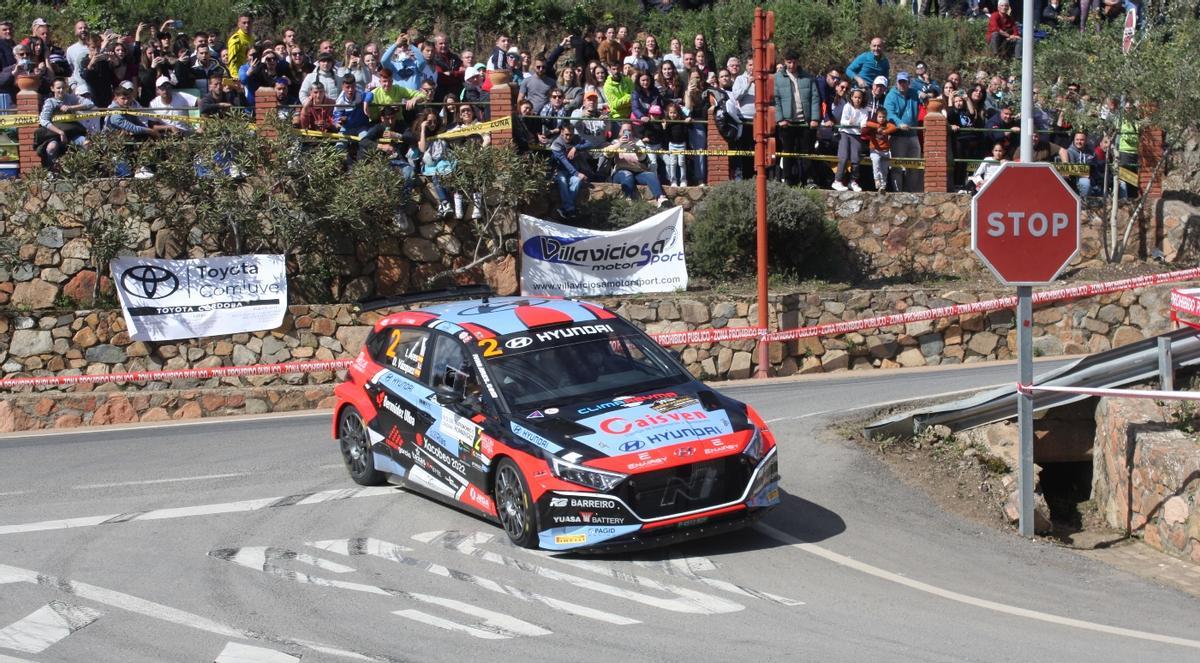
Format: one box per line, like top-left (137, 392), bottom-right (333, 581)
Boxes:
top-left (107, 81), bottom-right (176, 178)
top-left (846, 37), bottom-right (889, 90)
top-left (910, 61), bottom-right (940, 103)
top-left (774, 50), bottom-right (821, 186)
top-left (571, 90), bottom-right (613, 151)
top-left (226, 14), bottom-right (254, 78)
top-left (148, 75), bottom-right (198, 133)
top-left (884, 70), bottom-right (922, 192)
top-left (866, 75), bottom-right (889, 117)
top-left (988, 0), bottom-right (1021, 59)
top-left (36, 77), bottom-right (95, 168)
top-left (300, 52), bottom-right (339, 101)
top-left (380, 32), bottom-right (427, 92)
top-left (503, 47), bottom-right (526, 84)
top-left (459, 62), bottom-right (489, 119)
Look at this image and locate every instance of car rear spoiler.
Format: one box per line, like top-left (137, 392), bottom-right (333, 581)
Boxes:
top-left (354, 284), bottom-right (495, 313)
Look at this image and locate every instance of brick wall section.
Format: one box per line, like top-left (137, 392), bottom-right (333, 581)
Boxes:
top-left (16, 90), bottom-right (40, 175)
top-left (705, 107), bottom-right (730, 184)
top-left (254, 87), bottom-right (278, 140)
top-left (922, 111), bottom-right (951, 193)
top-left (488, 83), bottom-right (515, 147)
top-left (1139, 126), bottom-right (1164, 199)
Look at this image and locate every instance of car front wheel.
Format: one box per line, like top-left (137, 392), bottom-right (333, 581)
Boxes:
top-left (494, 458), bottom-right (539, 548)
top-left (339, 406), bottom-right (385, 486)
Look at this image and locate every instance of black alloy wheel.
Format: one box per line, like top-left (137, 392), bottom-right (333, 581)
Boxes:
top-left (339, 406), bottom-right (385, 486)
top-left (494, 458), bottom-right (538, 548)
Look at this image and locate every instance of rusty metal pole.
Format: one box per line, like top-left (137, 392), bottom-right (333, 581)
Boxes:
top-left (752, 8), bottom-right (775, 379)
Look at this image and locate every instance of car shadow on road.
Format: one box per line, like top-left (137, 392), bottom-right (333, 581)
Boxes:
top-left (559, 490), bottom-right (846, 562)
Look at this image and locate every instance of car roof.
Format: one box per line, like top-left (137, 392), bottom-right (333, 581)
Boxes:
top-left (373, 296), bottom-right (619, 339)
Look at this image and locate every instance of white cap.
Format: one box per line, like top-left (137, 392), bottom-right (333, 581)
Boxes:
top-left (873, 75), bottom-right (888, 87)
top-left (155, 76), bottom-right (172, 88)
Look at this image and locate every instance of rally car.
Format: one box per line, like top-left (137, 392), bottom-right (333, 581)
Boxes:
top-left (333, 287), bottom-right (780, 552)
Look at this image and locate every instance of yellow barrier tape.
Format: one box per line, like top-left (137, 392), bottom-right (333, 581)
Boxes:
top-left (1054, 163), bottom-right (1090, 177)
top-left (1118, 166), bottom-right (1139, 186)
top-left (438, 115), bottom-right (512, 141)
top-left (0, 114), bottom-right (38, 129)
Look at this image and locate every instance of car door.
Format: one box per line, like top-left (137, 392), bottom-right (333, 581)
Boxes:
top-left (362, 325), bottom-right (431, 478)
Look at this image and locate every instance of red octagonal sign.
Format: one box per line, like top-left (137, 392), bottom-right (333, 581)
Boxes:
top-left (971, 162), bottom-right (1081, 285)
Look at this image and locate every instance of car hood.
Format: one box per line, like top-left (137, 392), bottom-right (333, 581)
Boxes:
top-left (514, 385), bottom-right (744, 458)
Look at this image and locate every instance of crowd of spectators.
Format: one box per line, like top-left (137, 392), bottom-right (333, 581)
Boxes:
top-left (0, 2), bottom-right (1140, 215)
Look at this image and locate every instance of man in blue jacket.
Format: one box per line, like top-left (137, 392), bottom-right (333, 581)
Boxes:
top-left (883, 71), bottom-right (922, 192)
top-left (549, 123), bottom-right (596, 220)
top-left (846, 37), bottom-right (889, 90)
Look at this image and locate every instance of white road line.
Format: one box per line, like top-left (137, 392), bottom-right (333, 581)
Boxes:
top-left (392, 610), bottom-right (508, 640)
top-left (214, 642), bottom-right (300, 663)
top-left (0, 486), bottom-right (397, 536)
top-left (210, 545), bottom-right (550, 639)
top-left (0, 491), bottom-right (28, 497)
top-left (0, 601), bottom-right (101, 653)
top-left (312, 538), bottom-right (638, 626)
top-left (73, 473), bottom-right (248, 490)
top-left (757, 524), bottom-right (1200, 650)
top-left (0, 654), bottom-right (35, 663)
top-left (0, 563), bottom-right (384, 661)
top-left (414, 530), bottom-right (744, 615)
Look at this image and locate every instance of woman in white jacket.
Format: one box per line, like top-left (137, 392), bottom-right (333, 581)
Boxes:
top-left (968, 141), bottom-right (1010, 191)
top-left (834, 88), bottom-right (869, 191)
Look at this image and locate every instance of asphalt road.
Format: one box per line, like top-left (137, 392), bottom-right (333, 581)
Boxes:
top-left (2, 359), bottom-right (1198, 662)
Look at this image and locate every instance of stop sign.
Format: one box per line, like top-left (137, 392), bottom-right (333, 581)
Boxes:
top-left (971, 162), bottom-right (1081, 285)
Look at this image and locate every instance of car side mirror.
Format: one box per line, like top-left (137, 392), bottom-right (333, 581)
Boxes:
top-left (434, 382), bottom-right (463, 405)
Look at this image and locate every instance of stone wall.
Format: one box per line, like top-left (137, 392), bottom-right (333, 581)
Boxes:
top-left (0, 180), bottom-right (1164, 311)
top-left (0, 281), bottom-right (1178, 393)
top-left (1092, 397), bottom-right (1200, 564)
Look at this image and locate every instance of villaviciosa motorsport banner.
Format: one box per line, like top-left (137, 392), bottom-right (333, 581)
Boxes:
top-left (111, 255), bottom-right (287, 341)
top-left (520, 207), bottom-right (688, 297)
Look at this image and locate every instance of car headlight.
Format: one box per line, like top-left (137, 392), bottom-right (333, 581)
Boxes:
top-left (743, 426), bottom-right (765, 461)
top-left (549, 455), bottom-right (627, 492)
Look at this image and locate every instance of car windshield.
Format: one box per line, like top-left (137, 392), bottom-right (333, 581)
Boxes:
top-left (485, 325), bottom-right (689, 411)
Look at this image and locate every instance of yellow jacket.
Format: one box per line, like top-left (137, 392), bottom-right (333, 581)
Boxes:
top-left (226, 29), bottom-right (252, 78)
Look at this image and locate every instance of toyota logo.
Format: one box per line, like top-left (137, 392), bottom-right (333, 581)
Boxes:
top-left (505, 337), bottom-right (532, 350)
top-left (120, 265), bottom-right (180, 299)
top-left (619, 440), bottom-right (645, 452)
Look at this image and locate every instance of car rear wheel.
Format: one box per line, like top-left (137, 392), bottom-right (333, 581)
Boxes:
top-left (339, 406), bottom-right (385, 486)
top-left (494, 458), bottom-right (538, 548)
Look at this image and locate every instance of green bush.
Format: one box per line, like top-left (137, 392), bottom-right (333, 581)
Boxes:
top-left (688, 179), bottom-right (830, 280)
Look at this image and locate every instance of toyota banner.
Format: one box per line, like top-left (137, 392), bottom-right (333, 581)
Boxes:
top-left (519, 207), bottom-right (688, 297)
top-left (111, 255), bottom-right (287, 341)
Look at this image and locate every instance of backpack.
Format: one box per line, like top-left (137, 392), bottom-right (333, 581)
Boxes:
top-left (715, 104), bottom-right (741, 143)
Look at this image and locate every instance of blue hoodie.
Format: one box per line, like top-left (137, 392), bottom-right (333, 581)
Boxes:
top-left (380, 42), bottom-right (427, 92)
top-left (846, 50), bottom-right (890, 87)
top-left (884, 85), bottom-right (920, 136)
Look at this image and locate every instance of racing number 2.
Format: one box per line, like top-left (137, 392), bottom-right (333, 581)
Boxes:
top-left (477, 338), bottom-right (503, 358)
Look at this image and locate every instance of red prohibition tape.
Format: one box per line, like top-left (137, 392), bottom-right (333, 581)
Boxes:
top-left (3, 267), bottom-right (1199, 390)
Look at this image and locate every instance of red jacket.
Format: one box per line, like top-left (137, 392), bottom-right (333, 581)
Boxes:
top-left (987, 12), bottom-right (1020, 42)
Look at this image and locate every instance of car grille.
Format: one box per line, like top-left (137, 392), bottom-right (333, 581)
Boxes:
top-left (616, 456), bottom-right (752, 520)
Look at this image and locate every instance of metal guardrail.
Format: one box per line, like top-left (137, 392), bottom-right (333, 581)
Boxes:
top-left (864, 327), bottom-right (1200, 439)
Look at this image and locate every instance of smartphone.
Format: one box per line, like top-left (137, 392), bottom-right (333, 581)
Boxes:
top-left (173, 20), bottom-right (184, 30)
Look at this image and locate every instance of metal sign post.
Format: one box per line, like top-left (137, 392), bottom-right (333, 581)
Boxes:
top-left (1017, 286), bottom-right (1034, 536)
top-left (751, 8), bottom-right (775, 379)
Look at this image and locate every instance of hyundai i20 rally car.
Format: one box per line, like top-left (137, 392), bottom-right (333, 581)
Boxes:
top-left (333, 288), bottom-right (780, 552)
